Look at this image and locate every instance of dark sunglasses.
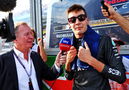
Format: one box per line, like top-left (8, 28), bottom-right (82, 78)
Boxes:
top-left (68, 14), bottom-right (86, 23)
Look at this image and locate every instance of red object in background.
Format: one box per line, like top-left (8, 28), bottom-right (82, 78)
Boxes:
top-left (109, 72), bottom-right (129, 90)
top-left (45, 72), bottom-right (129, 90)
top-left (44, 79), bottom-right (73, 90)
top-left (105, 0), bottom-right (127, 4)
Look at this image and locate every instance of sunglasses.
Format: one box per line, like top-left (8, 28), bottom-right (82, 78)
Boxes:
top-left (68, 14), bottom-right (86, 23)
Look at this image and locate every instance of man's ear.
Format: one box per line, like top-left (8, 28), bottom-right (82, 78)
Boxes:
top-left (86, 18), bottom-right (89, 24)
top-left (13, 39), bottom-right (17, 43)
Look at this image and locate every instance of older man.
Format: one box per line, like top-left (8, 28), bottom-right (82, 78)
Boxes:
top-left (0, 22), bottom-right (66, 90)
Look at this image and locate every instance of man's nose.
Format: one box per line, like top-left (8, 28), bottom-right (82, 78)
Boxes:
top-left (75, 18), bottom-right (80, 24)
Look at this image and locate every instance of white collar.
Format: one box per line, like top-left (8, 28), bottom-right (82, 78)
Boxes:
top-left (13, 47), bottom-right (32, 59)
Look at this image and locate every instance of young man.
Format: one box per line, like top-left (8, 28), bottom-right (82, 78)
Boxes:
top-left (65, 4), bottom-right (126, 90)
top-left (101, 2), bottom-right (129, 34)
top-left (0, 22), bottom-right (66, 90)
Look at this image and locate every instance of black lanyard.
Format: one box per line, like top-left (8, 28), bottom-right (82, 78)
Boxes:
top-left (13, 52), bottom-right (34, 90)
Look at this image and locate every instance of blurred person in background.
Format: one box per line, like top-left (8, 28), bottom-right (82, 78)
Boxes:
top-left (31, 29), bottom-right (47, 62)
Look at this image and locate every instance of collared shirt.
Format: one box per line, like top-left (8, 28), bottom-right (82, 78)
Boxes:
top-left (31, 43), bottom-right (38, 52)
top-left (13, 47), bottom-right (39, 90)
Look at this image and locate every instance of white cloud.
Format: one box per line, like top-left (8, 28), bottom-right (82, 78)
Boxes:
top-left (13, 0), bottom-right (30, 15)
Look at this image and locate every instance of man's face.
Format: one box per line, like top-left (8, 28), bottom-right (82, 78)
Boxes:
top-left (68, 10), bottom-right (88, 38)
top-left (14, 24), bottom-right (34, 50)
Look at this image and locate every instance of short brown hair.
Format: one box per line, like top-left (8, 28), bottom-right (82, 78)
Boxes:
top-left (67, 4), bottom-right (87, 17)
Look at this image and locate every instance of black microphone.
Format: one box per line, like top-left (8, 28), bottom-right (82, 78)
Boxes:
top-left (101, 0), bottom-right (110, 16)
top-left (0, 0), bottom-right (16, 12)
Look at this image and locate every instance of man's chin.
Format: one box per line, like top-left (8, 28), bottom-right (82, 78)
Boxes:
top-left (28, 44), bottom-right (33, 48)
top-left (76, 31), bottom-right (84, 35)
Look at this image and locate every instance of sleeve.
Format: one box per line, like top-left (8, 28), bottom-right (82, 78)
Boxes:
top-left (41, 63), bottom-right (60, 80)
top-left (42, 64), bottom-right (63, 81)
top-left (65, 70), bottom-right (74, 80)
top-left (54, 64), bottom-right (60, 72)
top-left (31, 52), bottom-right (63, 80)
top-left (100, 36), bottom-right (126, 83)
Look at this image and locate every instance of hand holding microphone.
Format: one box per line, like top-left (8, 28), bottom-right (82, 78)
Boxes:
top-left (101, 0), bottom-right (110, 16)
top-left (50, 38), bottom-right (72, 89)
top-left (55, 51), bottom-right (67, 68)
top-left (56, 38), bottom-right (72, 68)
top-left (101, 1), bottom-right (118, 20)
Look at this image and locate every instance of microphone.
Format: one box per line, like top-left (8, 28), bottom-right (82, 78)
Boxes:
top-left (59, 38), bottom-right (72, 68)
top-left (59, 37), bottom-right (72, 54)
top-left (101, 0), bottom-right (110, 16)
top-left (0, 0), bottom-right (16, 12)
